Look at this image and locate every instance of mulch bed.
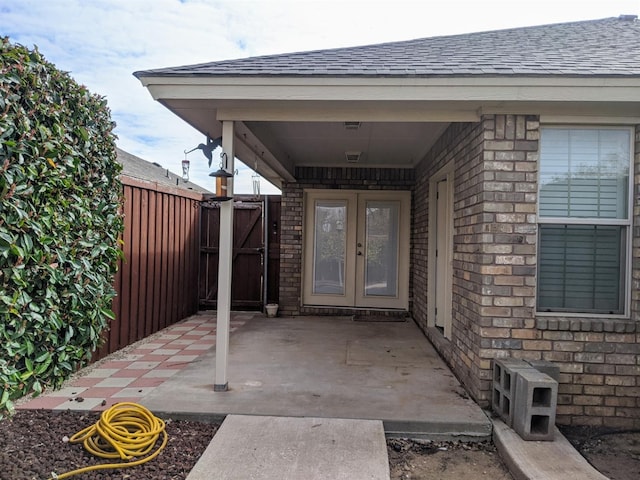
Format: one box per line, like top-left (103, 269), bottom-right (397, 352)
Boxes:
top-left (0, 409), bottom-right (218, 480)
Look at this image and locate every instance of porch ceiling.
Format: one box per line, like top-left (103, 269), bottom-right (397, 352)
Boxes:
top-left (243, 120), bottom-right (450, 169)
top-left (156, 94), bottom-right (483, 182)
top-left (150, 87), bottom-right (640, 189)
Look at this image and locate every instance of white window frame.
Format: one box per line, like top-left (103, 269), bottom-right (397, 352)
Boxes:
top-left (536, 125), bottom-right (634, 318)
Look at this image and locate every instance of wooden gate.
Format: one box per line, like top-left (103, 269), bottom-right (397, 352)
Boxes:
top-left (199, 196), bottom-right (280, 309)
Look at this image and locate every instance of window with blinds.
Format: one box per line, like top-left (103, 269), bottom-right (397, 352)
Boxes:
top-left (537, 127), bottom-right (632, 315)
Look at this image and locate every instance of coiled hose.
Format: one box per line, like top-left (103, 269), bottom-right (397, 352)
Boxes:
top-left (49, 402), bottom-right (167, 479)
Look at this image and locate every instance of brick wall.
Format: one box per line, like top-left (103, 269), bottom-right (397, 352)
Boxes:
top-left (279, 167), bottom-right (414, 316)
top-left (412, 120), bottom-right (486, 396)
top-left (470, 114), bottom-right (540, 405)
top-left (413, 116), bottom-right (640, 427)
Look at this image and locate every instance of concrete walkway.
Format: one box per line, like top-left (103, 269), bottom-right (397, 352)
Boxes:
top-left (186, 415), bottom-right (389, 480)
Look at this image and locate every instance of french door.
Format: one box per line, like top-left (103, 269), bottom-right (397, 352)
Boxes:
top-left (303, 190), bottom-right (410, 309)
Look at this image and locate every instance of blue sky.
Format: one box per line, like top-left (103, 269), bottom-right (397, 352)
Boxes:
top-left (2, 0), bottom-right (639, 193)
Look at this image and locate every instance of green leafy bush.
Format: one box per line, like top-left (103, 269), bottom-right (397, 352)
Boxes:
top-left (0, 37), bottom-right (123, 416)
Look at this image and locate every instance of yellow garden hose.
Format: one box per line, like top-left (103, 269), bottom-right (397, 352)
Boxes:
top-left (49, 402), bottom-right (167, 479)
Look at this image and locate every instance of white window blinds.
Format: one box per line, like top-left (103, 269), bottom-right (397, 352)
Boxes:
top-left (539, 129), bottom-right (629, 220)
top-left (537, 127), bottom-right (631, 315)
top-left (537, 225), bottom-right (625, 313)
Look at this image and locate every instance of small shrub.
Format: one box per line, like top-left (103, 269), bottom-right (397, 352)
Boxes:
top-left (0, 37), bottom-right (123, 416)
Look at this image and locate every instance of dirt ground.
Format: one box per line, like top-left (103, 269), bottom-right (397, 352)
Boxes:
top-left (389, 426), bottom-right (640, 480)
top-left (560, 426), bottom-right (640, 480)
top-left (387, 438), bottom-right (512, 480)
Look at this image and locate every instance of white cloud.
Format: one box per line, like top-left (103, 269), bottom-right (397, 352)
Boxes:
top-left (2, 0), bottom-right (638, 193)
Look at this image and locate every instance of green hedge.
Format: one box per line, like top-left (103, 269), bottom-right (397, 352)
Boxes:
top-left (0, 37), bottom-right (124, 416)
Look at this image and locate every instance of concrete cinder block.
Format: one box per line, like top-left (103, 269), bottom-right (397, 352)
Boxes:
top-left (526, 359), bottom-right (560, 382)
top-left (513, 368), bottom-right (558, 441)
top-left (492, 358), bottom-right (532, 426)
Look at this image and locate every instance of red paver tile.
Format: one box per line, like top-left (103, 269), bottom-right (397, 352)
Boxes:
top-left (68, 377), bottom-right (103, 388)
top-left (139, 354), bottom-right (173, 362)
top-left (79, 387), bottom-right (125, 398)
top-left (17, 396), bottom-right (68, 410)
top-left (59, 397), bottom-right (106, 411)
top-left (128, 378), bottom-right (165, 388)
top-left (93, 398), bottom-right (144, 411)
top-left (181, 334), bottom-right (210, 340)
top-left (110, 369), bottom-right (150, 379)
top-left (166, 339), bottom-right (194, 346)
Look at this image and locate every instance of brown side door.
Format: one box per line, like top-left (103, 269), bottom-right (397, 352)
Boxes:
top-left (199, 199), bottom-right (268, 310)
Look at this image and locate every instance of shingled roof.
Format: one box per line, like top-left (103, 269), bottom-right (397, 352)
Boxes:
top-left (117, 148), bottom-right (211, 194)
top-left (135, 16), bottom-right (640, 78)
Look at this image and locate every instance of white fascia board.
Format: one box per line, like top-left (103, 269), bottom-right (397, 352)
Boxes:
top-left (215, 103), bottom-right (481, 122)
top-left (138, 75), bottom-right (640, 103)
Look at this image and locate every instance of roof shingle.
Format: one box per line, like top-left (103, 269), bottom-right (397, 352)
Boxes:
top-left (117, 148), bottom-right (211, 194)
top-left (135, 17), bottom-right (640, 78)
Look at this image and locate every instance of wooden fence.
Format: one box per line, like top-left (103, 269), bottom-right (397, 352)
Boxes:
top-left (95, 176), bottom-right (202, 360)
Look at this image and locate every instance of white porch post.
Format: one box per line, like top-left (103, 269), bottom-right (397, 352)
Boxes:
top-left (214, 120), bottom-right (234, 392)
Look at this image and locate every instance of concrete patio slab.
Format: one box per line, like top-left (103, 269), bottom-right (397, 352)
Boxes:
top-left (186, 415), bottom-right (390, 480)
top-left (141, 316), bottom-right (491, 439)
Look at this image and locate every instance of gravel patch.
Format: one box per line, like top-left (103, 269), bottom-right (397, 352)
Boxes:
top-left (0, 409), bottom-right (218, 480)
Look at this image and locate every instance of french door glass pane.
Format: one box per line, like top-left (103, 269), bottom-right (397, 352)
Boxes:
top-left (364, 202), bottom-right (399, 297)
top-left (537, 224), bottom-right (624, 314)
top-left (539, 129), bottom-right (630, 219)
top-left (313, 201), bottom-right (346, 295)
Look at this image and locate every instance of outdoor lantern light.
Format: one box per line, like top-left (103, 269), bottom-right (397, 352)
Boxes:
top-left (210, 152), bottom-right (233, 201)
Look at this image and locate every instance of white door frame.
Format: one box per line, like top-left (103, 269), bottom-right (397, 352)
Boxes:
top-left (303, 189), bottom-right (411, 310)
top-left (427, 162), bottom-right (454, 339)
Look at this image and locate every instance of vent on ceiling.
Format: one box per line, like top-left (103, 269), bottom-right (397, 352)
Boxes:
top-left (344, 121), bottom-right (361, 130)
top-left (345, 151), bottom-right (361, 163)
